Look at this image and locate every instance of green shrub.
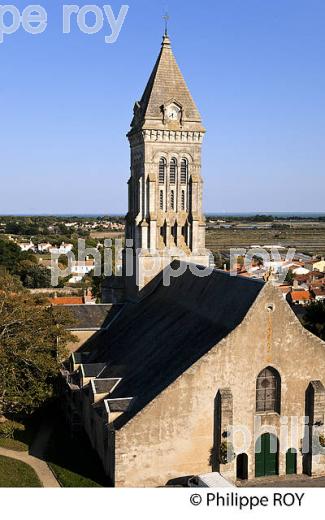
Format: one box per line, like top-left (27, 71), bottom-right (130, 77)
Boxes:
top-left (0, 420), bottom-right (25, 439)
top-left (219, 441), bottom-right (236, 464)
top-left (319, 434), bottom-right (325, 448)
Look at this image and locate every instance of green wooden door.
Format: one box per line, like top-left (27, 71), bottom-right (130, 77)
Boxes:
top-left (265, 433), bottom-right (278, 476)
top-left (255, 433), bottom-right (278, 477)
top-left (255, 434), bottom-right (265, 477)
top-left (286, 448), bottom-right (297, 475)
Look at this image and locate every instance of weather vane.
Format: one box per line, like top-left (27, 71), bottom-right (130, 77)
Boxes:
top-left (163, 12), bottom-right (170, 36)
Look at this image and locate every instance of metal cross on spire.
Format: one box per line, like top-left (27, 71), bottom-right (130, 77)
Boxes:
top-left (163, 12), bottom-right (170, 36)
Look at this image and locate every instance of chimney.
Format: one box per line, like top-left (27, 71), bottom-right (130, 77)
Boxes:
top-left (83, 288), bottom-right (93, 304)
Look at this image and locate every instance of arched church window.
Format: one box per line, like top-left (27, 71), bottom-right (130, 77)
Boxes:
top-left (181, 190), bottom-right (185, 211)
top-left (159, 158), bottom-right (166, 184)
top-left (256, 367), bottom-right (281, 414)
top-left (159, 190), bottom-right (164, 210)
top-left (171, 190), bottom-right (175, 210)
top-left (170, 158), bottom-right (177, 184)
top-left (181, 159), bottom-right (188, 184)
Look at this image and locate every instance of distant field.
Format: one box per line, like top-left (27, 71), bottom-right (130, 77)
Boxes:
top-left (206, 222), bottom-right (325, 257)
top-left (90, 231), bottom-right (124, 239)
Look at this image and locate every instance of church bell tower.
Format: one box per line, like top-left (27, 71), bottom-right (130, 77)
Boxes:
top-left (125, 32), bottom-right (210, 297)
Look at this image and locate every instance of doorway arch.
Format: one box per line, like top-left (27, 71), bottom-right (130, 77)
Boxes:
top-left (255, 433), bottom-right (279, 477)
top-left (286, 448), bottom-right (297, 475)
top-left (236, 453), bottom-right (248, 480)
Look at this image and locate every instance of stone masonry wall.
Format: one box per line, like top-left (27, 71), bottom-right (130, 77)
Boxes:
top-left (113, 283), bottom-right (325, 487)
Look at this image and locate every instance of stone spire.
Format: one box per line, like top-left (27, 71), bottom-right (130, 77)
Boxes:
top-left (130, 34), bottom-right (204, 133)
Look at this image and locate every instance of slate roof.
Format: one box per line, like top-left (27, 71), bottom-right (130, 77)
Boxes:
top-left (80, 263), bottom-right (264, 428)
top-left (130, 35), bottom-right (202, 128)
top-left (60, 304), bottom-right (116, 330)
top-left (73, 352), bottom-right (90, 364)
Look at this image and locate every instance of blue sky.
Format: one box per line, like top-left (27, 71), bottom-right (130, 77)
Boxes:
top-left (0, 0), bottom-right (324, 214)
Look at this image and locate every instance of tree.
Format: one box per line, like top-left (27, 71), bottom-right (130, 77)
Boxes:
top-left (0, 238), bottom-right (37, 274)
top-left (0, 274), bottom-right (76, 417)
top-left (0, 239), bottom-right (22, 270)
top-left (303, 301), bottom-right (325, 341)
top-left (252, 255), bottom-right (264, 267)
top-left (16, 262), bottom-right (52, 288)
top-left (285, 270), bottom-right (294, 284)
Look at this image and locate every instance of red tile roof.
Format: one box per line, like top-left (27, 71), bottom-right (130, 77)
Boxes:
top-left (50, 297), bottom-right (84, 305)
top-left (290, 290), bottom-right (312, 301)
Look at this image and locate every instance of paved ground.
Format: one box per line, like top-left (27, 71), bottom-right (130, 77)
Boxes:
top-left (0, 421), bottom-right (60, 488)
top-left (237, 474), bottom-right (325, 487)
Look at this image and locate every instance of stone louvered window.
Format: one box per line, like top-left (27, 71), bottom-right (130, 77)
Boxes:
top-left (171, 190), bottom-right (175, 210)
top-left (256, 367), bottom-right (281, 414)
top-left (180, 159), bottom-right (188, 184)
top-left (159, 157), bottom-right (166, 184)
top-left (181, 190), bottom-right (185, 211)
top-left (159, 190), bottom-right (164, 210)
top-left (170, 158), bottom-right (177, 184)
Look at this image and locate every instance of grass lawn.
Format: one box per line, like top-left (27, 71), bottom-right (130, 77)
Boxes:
top-left (48, 461), bottom-right (103, 488)
top-left (46, 409), bottom-right (109, 487)
top-left (0, 455), bottom-right (41, 487)
top-left (0, 414), bottom-right (40, 452)
top-left (0, 438), bottom-right (28, 451)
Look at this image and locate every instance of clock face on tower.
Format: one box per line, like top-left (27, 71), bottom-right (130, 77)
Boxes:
top-left (165, 103), bottom-right (181, 122)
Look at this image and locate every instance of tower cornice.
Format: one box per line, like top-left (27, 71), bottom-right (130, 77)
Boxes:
top-left (128, 128), bottom-right (205, 146)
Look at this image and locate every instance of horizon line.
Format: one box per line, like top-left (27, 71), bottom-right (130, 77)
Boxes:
top-left (1, 212), bottom-right (325, 218)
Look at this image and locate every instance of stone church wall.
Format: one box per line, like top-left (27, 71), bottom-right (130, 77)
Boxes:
top-left (113, 283), bottom-right (325, 487)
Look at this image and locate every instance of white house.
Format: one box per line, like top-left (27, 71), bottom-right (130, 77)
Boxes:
top-left (67, 259), bottom-right (96, 283)
top-left (313, 259), bottom-right (325, 273)
top-left (71, 259), bottom-right (95, 275)
top-left (17, 240), bottom-right (35, 252)
top-left (37, 242), bottom-right (53, 253)
top-left (292, 266), bottom-right (311, 275)
top-left (50, 242), bottom-right (74, 255)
